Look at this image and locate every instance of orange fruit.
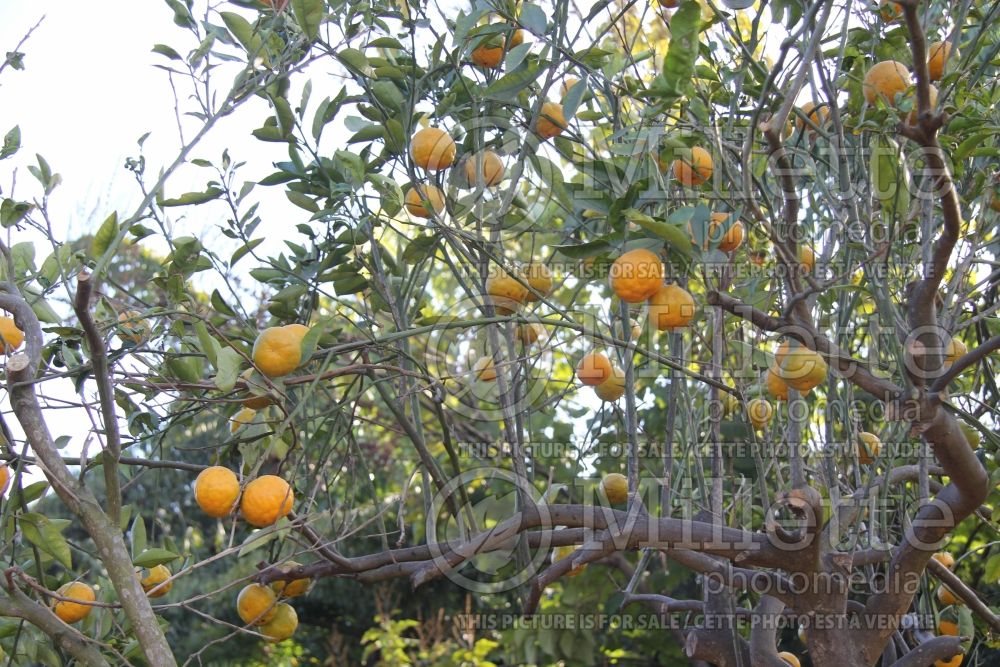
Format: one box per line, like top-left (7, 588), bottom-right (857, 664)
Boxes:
top-left (485, 267), bottom-right (529, 314)
top-left (230, 407), bottom-right (257, 434)
top-left (708, 213), bottom-right (745, 252)
top-left (194, 466), bottom-right (241, 518)
top-left (241, 475), bottom-right (294, 528)
top-left (945, 337), bottom-right (967, 367)
top-left (471, 28), bottom-right (523, 68)
top-left (464, 150), bottom-right (504, 187)
top-left (907, 84), bottom-right (938, 125)
top-left (796, 101), bottom-right (829, 133)
top-left (473, 356), bottom-right (497, 382)
top-left (938, 619), bottom-right (959, 636)
top-left (0, 315), bottom-right (24, 354)
top-left (236, 583), bottom-right (278, 626)
top-left (858, 432), bottom-right (881, 464)
top-left (577, 352), bottom-right (613, 386)
top-left (601, 473), bottom-right (628, 504)
top-left (672, 146), bottom-right (713, 186)
top-left (928, 41), bottom-right (953, 81)
top-left (776, 345), bottom-right (827, 392)
top-left (747, 398), bottom-right (773, 430)
top-left (609, 248), bottom-right (664, 302)
top-left (765, 367), bottom-right (789, 401)
top-left (243, 394), bottom-right (275, 410)
top-left (990, 189), bottom-right (1000, 212)
top-left (524, 262), bottom-right (553, 301)
top-left (535, 102), bottom-right (567, 139)
top-left (0, 465), bottom-right (8, 495)
top-left (593, 366), bottom-right (626, 402)
top-left (270, 561), bottom-right (311, 598)
top-left (260, 602), bottom-right (298, 641)
top-left (410, 127), bottom-right (456, 171)
top-left (139, 564), bottom-right (173, 598)
top-left (863, 60), bottom-right (912, 106)
top-left (878, 1), bottom-right (902, 21)
top-left (648, 283), bottom-right (695, 330)
top-left (553, 545), bottom-right (586, 577)
top-left (560, 77), bottom-right (580, 98)
top-left (517, 322), bottom-right (546, 346)
top-left (932, 552), bottom-right (956, 569)
top-left (252, 324), bottom-right (310, 378)
top-left (798, 246), bottom-right (816, 272)
top-left (118, 311), bottom-right (151, 345)
top-left (52, 582), bottom-right (96, 624)
top-left (778, 653), bottom-right (801, 667)
top-left (935, 655), bottom-right (963, 667)
top-left (937, 585), bottom-right (961, 606)
top-left (404, 184), bottom-right (446, 218)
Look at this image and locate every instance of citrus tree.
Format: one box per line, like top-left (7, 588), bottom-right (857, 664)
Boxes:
top-left (0, 0), bottom-right (999, 665)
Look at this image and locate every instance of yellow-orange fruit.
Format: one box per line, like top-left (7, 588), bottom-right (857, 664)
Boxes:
top-left (560, 77), bottom-right (580, 98)
top-left (928, 41), bottom-right (953, 81)
top-left (878, 1), bottom-right (902, 21)
top-left (932, 552), bottom-right (956, 569)
top-left (473, 356), bottom-right (497, 382)
top-left (708, 213), bottom-right (745, 252)
top-left (0, 316), bottom-right (24, 354)
top-left (0, 465), bottom-right (8, 495)
top-left (404, 184), bottom-right (446, 218)
top-left (799, 246), bottom-right (816, 272)
top-left (934, 655), bottom-right (963, 667)
top-left (863, 61), bottom-right (913, 106)
top-left (236, 583), bottom-right (278, 626)
top-left (517, 322), bottom-right (546, 346)
top-left (240, 475), bottom-right (294, 528)
top-left (410, 127), bottom-right (456, 171)
top-left (648, 283), bottom-right (695, 330)
top-left (270, 561), bottom-right (311, 598)
top-left (796, 101), bottom-right (829, 132)
top-left (471, 28), bottom-right (523, 68)
top-left (194, 466), bottom-right (241, 518)
top-left (260, 602), bottom-right (299, 641)
top-left (938, 619), bottom-right (959, 636)
top-left (139, 564), bottom-right (173, 598)
top-left (485, 267), bottom-right (529, 314)
top-left (747, 398), bottom-right (773, 430)
top-left (937, 585), bottom-right (962, 606)
top-left (118, 311), bottom-right (151, 345)
top-left (908, 84), bottom-right (939, 125)
top-left (535, 102), bottom-right (567, 139)
top-left (601, 473), bottom-right (629, 504)
top-left (52, 582), bottom-right (96, 624)
top-left (765, 367), bottom-right (790, 401)
top-left (944, 337), bottom-right (967, 367)
top-left (858, 432), bottom-right (881, 465)
top-left (523, 262), bottom-right (553, 301)
top-left (672, 146), bottom-right (713, 186)
top-left (252, 324), bottom-right (310, 378)
top-left (609, 248), bottom-right (664, 303)
top-left (577, 352), bottom-right (613, 386)
top-left (593, 367), bottom-right (626, 402)
top-left (464, 150), bottom-right (504, 187)
top-left (778, 653), bottom-right (801, 667)
top-left (553, 545), bottom-right (586, 576)
top-left (776, 345), bottom-right (827, 392)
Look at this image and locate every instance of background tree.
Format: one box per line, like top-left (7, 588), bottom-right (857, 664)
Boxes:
top-left (0, 0), bottom-right (998, 665)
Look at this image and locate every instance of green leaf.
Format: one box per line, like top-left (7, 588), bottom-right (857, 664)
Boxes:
top-left (132, 547), bottom-right (179, 568)
top-left (286, 190), bottom-right (319, 213)
top-left (0, 126), bottom-right (20, 159)
top-left (130, 516), bottom-right (147, 559)
top-left (158, 187), bottom-right (224, 207)
top-left (151, 44), bottom-right (183, 61)
top-left (291, 0), bottom-right (324, 41)
top-left (231, 238), bottom-right (264, 266)
top-left (194, 322), bottom-right (221, 367)
top-left (220, 11), bottom-right (262, 56)
top-left (984, 552), bottom-right (1000, 583)
top-left (91, 212), bottom-right (118, 257)
top-left (624, 209), bottom-right (691, 256)
top-left (20, 512), bottom-right (72, 570)
top-left (402, 235), bottom-right (439, 263)
top-left (869, 136), bottom-right (910, 219)
top-left (0, 198), bottom-right (32, 228)
top-left (336, 48), bottom-right (369, 76)
top-left (647, 0), bottom-right (700, 103)
top-left (299, 324), bottom-right (322, 365)
top-left (485, 63), bottom-right (540, 99)
top-left (552, 238), bottom-right (614, 259)
top-left (214, 347), bottom-right (243, 392)
top-left (520, 4), bottom-right (547, 34)
top-left (367, 37), bottom-right (404, 50)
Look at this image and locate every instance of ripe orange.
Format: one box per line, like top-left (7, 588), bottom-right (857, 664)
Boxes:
top-left (775, 345), bottom-right (827, 392)
top-left (237, 583), bottom-right (278, 625)
top-left (765, 367), bottom-right (789, 401)
top-left (672, 146), bottom-right (713, 186)
top-left (593, 366), bottom-right (626, 402)
top-left (252, 323), bottom-right (310, 378)
top-left (778, 653), bottom-right (801, 667)
top-left (230, 407), bottom-right (257, 434)
top-left (747, 398), bottom-right (773, 430)
top-left (464, 150), bottom-right (504, 187)
top-left (907, 84), bottom-right (938, 125)
top-left (524, 262), bottom-right (553, 301)
top-left (139, 564), bottom-right (173, 598)
top-left (937, 585), bottom-right (961, 606)
top-left (0, 316), bottom-right (24, 354)
top-left (934, 654), bottom-right (963, 667)
top-left (471, 28), bottom-right (523, 68)
top-left (404, 184), bottom-right (446, 218)
top-left (0, 465), bottom-right (8, 495)
top-left (473, 356), bottom-right (497, 382)
top-left (609, 248), bottom-right (664, 303)
top-left (553, 545), bottom-right (585, 577)
top-left (485, 267), bottom-right (529, 314)
top-left (241, 475), bottom-right (294, 527)
top-left (560, 77), bottom-right (580, 98)
top-left (270, 561), bottom-right (311, 598)
top-left (928, 41), bottom-right (952, 81)
top-left (648, 283), bottom-right (695, 330)
top-left (863, 61), bottom-right (912, 106)
top-left (260, 602), bottom-right (298, 641)
top-left (517, 322), bottom-right (546, 346)
top-left (118, 311), bottom-right (152, 345)
top-left (798, 246), bottom-right (816, 272)
top-left (52, 582), bottom-right (96, 624)
top-left (577, 352), bottom-right (613, 386)
top-left (938, 619), bottom-right (959, 636)
top-left (535, 102), bottom-right (567, 139)
top-left (944, 337), bottom-right (967, 367)
top-left (708, 213), bottom-right (745, 252)
top-left (796, 101), bottom-right (829, 133)
top-left (194, 466), bottom-right (241, 518)
top-left (858, 432), bottom-right (882, 464)
top-left (410, 127), bottom-right (456, 171)
top-left (932, 552), bottom-right (956, 569)
top-left (601, 473), bottom-right (629, 504)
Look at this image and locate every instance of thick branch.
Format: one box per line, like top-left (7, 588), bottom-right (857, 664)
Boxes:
top-left (927, 557), bottom-right (1000, 633)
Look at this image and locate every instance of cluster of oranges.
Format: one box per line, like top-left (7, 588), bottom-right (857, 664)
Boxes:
top-left (235, 561), bottom-right (309, 642)
top-left (193, 466), bottom-right (294, 528)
